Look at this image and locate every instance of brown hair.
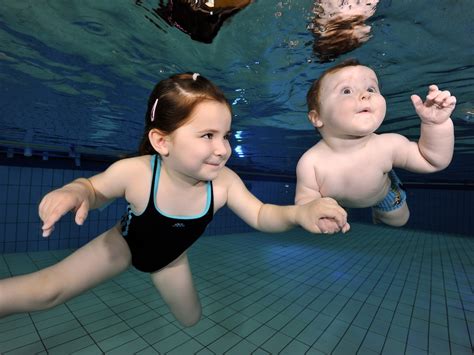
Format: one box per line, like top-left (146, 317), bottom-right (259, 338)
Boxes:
top-left (138, 73), bottom-right (231, 155)
top-left (306, 58), bottom-right (361, 113)
top-left (310, 15), bottom-right (371, 63)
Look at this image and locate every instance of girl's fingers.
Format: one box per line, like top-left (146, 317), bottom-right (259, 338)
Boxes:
top-left (42, 226), bottom-right (54, 238)
top-left (75, 201), bottom-right (89, 225)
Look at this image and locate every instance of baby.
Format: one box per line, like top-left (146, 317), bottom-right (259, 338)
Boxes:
top-left (296, 58), bottom-right (455, 227)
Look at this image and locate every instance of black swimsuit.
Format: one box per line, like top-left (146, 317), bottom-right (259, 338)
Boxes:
top-left (120, 155), bottom-right (214, 273)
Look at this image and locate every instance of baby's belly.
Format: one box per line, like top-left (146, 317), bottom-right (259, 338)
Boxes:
top-left (321, 177), bottom-right (390, 208)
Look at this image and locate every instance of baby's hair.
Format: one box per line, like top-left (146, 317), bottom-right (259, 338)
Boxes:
top-left (306, 58), bottom-right (361, 113)
top-left (139, 73), bottom-right (231, 155)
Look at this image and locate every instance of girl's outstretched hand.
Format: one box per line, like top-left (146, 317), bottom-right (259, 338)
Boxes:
top-left (411, 85), bottom-right (456, 125)
top-left (296, 197), bottom-right (350, 234)
top-left (39, 183), bottom-right (91, 237)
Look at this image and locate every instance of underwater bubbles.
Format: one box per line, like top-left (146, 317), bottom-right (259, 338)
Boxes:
top-left (459, 106), bottom-right (474, 124)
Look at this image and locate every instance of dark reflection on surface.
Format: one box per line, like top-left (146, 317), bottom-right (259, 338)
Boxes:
top-left (137, 0), bottom-right (252, 43)
top-left (309, 0), bottom-right (379, 62)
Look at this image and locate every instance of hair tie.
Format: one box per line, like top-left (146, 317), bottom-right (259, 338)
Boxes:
top-left (192, 73), bottom-right (200, 81)
top-left (151, 99), bottom-right (159, 122)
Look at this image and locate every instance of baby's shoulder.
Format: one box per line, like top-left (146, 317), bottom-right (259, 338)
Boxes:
top-left (371, 133), bottom-right (409, 147)
top-left (298, 143), bottom-right (326, 164)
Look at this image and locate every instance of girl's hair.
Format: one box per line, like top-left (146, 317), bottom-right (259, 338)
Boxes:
top-left (138, 73), bottom-right (231, 155)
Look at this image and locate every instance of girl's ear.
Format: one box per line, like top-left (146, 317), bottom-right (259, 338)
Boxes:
top-left (308, 110), bottom-right (323, 128)
top-left (148, 129), bottom-right (170, 156)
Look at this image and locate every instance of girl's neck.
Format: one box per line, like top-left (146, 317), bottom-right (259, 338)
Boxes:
top-left (160, 160), bottom-right (205, 189)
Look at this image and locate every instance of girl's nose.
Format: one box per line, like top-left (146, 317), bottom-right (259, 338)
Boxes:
top-left (214, 139), bottom-right (229, 156)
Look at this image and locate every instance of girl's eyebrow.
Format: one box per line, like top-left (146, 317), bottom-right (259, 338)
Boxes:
top-left (197, 129), bottom-right (233, 135)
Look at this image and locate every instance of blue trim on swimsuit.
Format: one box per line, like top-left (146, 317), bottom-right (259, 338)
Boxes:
top-left (153, 156), bottom-right (211, 219)
top-left (373, 170), bottom-right (407, 212)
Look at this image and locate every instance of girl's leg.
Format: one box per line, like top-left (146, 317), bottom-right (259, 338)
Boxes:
top-left (372, 202), bottom-right (410, 227)
top-left (0, 224), bottom-right (131, 318)
top-left (150, 252), bottom-right (201, 327)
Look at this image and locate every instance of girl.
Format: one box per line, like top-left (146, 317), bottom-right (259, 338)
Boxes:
top-left (0, 73), bottom-right (349, 326)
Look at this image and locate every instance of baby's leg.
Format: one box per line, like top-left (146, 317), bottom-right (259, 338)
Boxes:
top-left (150, 252), bottom-right (201, 327)
top-left (0, 224), bottom-right (131, 318)
top-left (372, 202), bottom-right (410, 227)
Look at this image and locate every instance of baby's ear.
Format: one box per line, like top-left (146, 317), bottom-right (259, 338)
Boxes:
top-left (308, 110), bottom-right (323, 128)
top-left (149, 129), bottom-right (170, 156)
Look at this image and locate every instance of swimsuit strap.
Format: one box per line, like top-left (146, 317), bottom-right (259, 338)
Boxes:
top-left (148, 155), bottom-right (160, 204)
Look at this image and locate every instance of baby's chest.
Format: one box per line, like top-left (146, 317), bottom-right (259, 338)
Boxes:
top-left (317, 159), bottom-right (390, 200)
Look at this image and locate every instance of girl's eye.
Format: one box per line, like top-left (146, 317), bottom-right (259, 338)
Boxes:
top-left (224, 133), bottom-right (232, 140)
top-left (342, 88), bottom-right (352, 95)
top-left (203, 133), bottom-right (213, 139)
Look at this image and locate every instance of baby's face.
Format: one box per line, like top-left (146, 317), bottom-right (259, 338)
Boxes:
top-left (316, 65), bottom-right (386, 139)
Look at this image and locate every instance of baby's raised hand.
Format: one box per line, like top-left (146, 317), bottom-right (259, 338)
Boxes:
top-left (411, 85), bottom-right (456, 125)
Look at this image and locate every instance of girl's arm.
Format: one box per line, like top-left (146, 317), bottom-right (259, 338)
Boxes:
top-left (393, 85), bottom-right (455, 173)
top-left (222, 168), bottom-right (348, 234)
top-left (39, 157), bottom-right (143, 237)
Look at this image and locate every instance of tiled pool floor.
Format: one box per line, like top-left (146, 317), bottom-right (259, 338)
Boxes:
top-left (0, 223), bottom-right (473, 354)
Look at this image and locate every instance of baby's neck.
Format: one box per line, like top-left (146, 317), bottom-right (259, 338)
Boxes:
top-left (321, 133), bottom-right (375, 153)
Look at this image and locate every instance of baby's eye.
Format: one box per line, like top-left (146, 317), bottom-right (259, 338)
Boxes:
top-left (367, 86), bottom-right (377, 93)
top-left (342, 88), bottom-right (352, 95)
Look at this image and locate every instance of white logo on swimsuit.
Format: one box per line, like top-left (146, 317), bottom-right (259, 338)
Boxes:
top-left (172, 222), bottom-right (186, 228)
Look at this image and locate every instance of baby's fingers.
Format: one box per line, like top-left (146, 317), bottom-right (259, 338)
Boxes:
top-left (410, 94), bottom-right (423, 111)
top-left (438, 94), bottom-right (457, 109)
top-left (425, 85), bottom-right (455, 107)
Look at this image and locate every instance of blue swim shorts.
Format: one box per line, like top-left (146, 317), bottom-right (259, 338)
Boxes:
top-left (373, 170), bottom-right (407, 212)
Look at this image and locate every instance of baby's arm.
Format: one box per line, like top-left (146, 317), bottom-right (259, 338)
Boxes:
top-left (393, 85), bottom-right (455, 172)
top-left (295, 150), bottom-right (322, 205)
top-left (294, 150), bottom-right (349, 233)
top-left (223, 168), bottom-right (349, 234)
top-left (39, 157), bottom-right (138, 237)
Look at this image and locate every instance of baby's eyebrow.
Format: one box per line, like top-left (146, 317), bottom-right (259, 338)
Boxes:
top-left (332, 80), bottom-right (349, 90)
top-left (370, 77), bottom-right (379, 85)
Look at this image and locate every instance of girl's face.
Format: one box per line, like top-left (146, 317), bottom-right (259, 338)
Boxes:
top-left (164, 100), bottom-right (232, 182)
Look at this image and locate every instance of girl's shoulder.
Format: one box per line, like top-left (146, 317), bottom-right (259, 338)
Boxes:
top-left (214, 166), bottom-right (238, 181)
top-left (101, 155), bottom-right (153, 181)
top-left (111, 155), bottom-right (152, 170)
top-left (212, 166), bottom-right (243, 188)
